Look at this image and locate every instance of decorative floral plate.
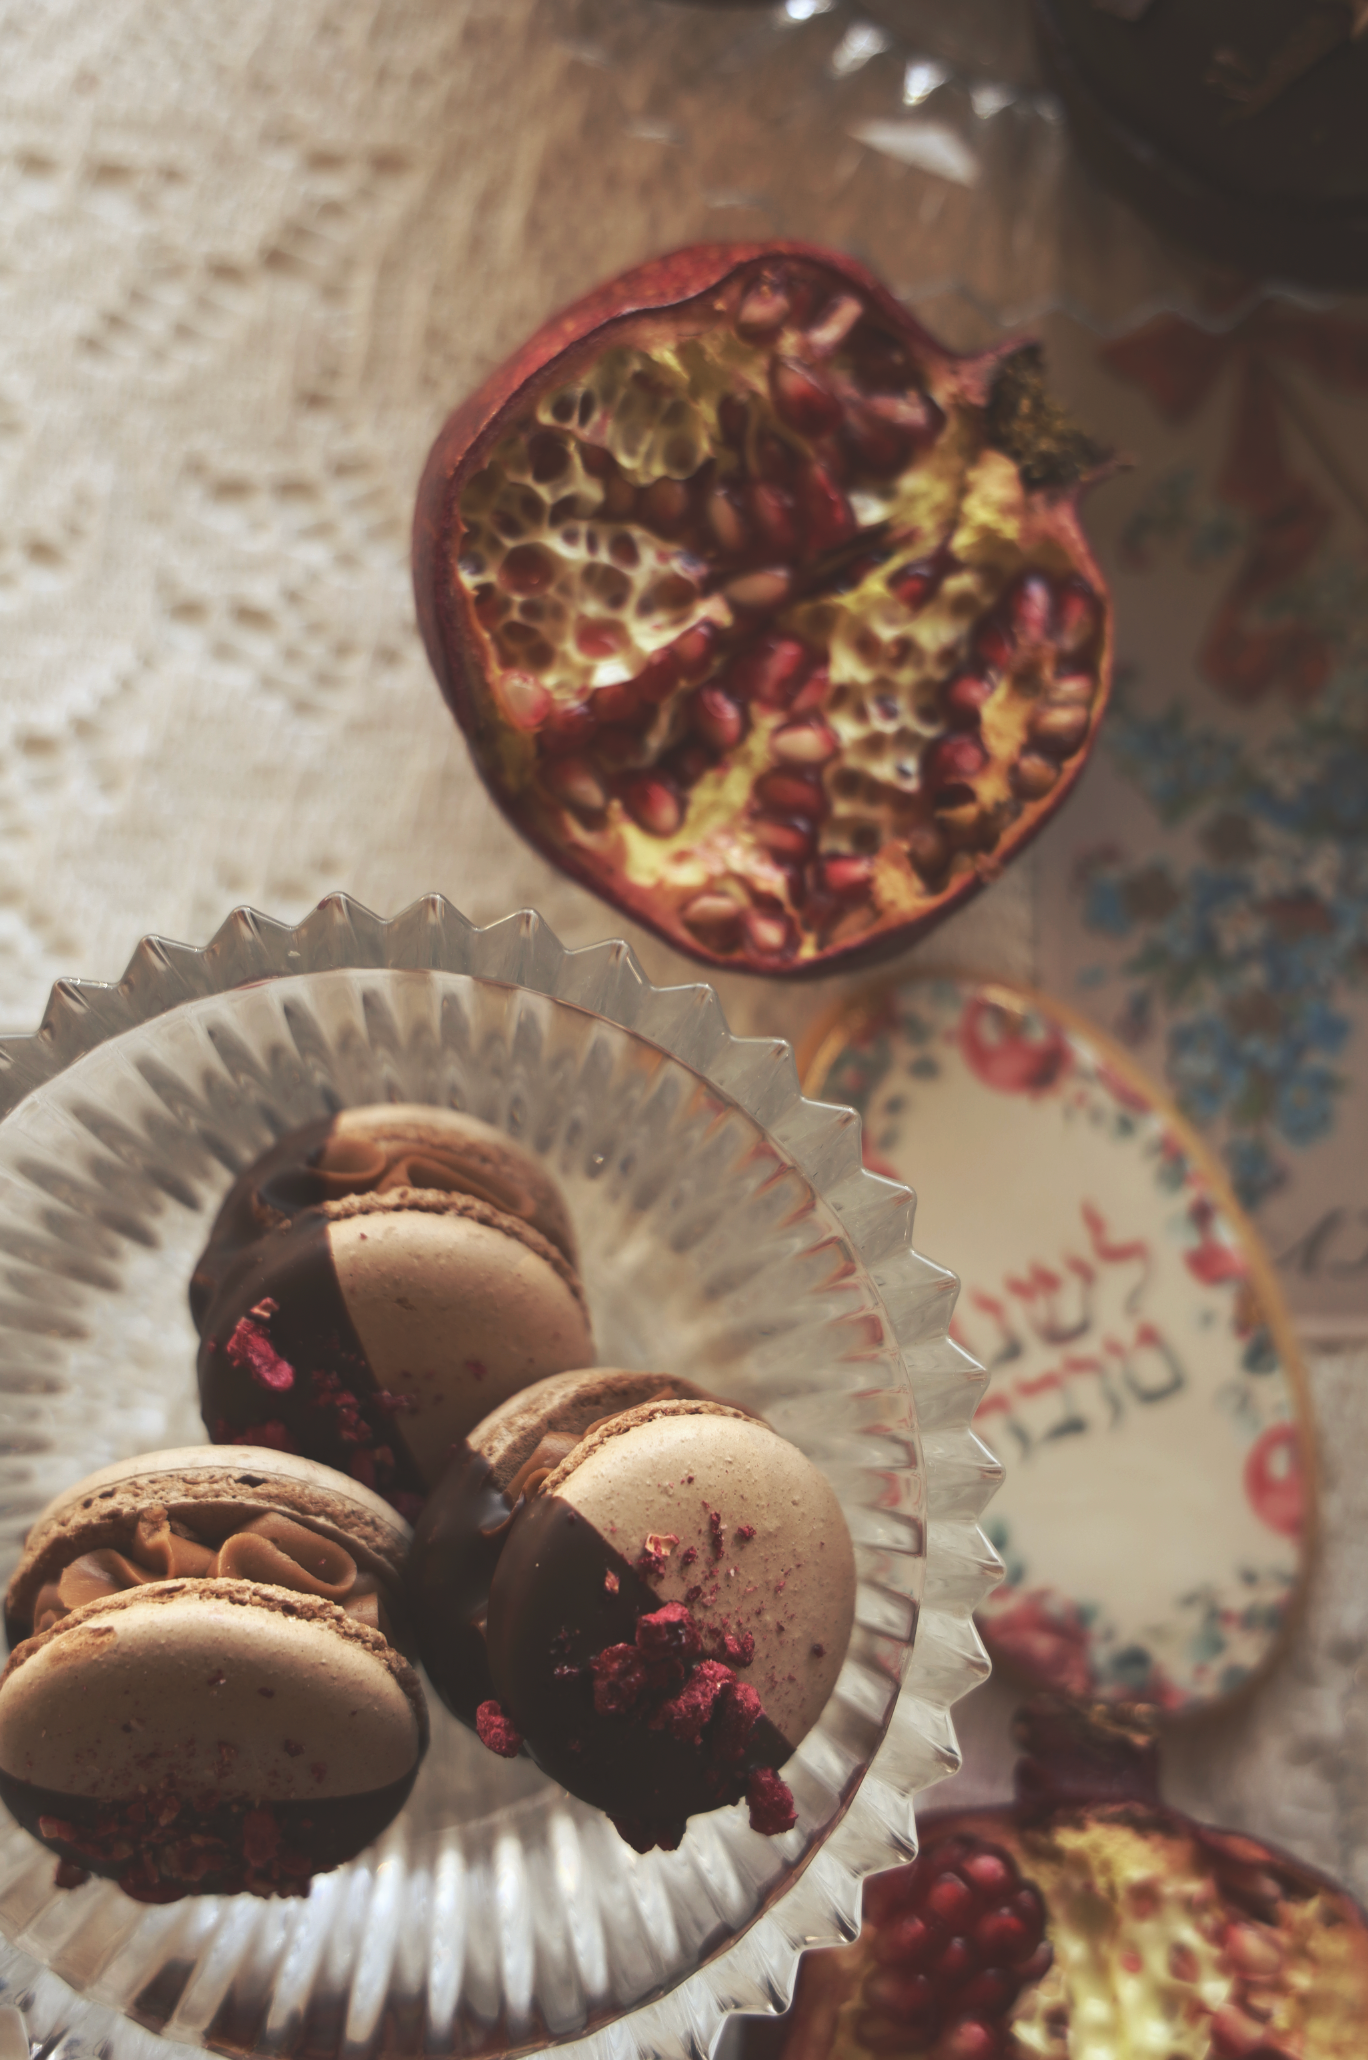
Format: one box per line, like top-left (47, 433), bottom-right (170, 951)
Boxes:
top-left (803, 975), bottom-right (1312, 1714)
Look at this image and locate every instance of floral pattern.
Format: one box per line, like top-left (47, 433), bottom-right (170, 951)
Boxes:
top-left (1038, 307), bottom-right (1368, 1326)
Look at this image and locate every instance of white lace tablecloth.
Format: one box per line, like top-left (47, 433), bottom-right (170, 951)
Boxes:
top-left (0, 0), bottom-right (1363, 1980)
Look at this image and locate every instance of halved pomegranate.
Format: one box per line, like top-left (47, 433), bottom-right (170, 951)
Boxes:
top-left (742, 1701), bottom-right (1368, 2060)
top-left (414, 244), bottom-right (1113, 975)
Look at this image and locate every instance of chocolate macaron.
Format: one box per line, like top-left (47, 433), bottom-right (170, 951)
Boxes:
top-left (430, 1380), bottom-right (857, 1853)
top-left (0, 1447), bottom-right (428, 1902)
top-left (407, 1367), bottom-right (713, 1727)
top-left (191, 1105), bottom-right (594, 1515)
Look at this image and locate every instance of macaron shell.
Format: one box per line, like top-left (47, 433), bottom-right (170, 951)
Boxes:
top-left (330, 1105), bottom-right (580, 1267)
top-left (5, 1446), bottom-right (413, 1642)
top-left (551, 1409), bottom-right (855, 1752)
top-left (332, 1209), bottom-right (594, 1485)
top-left (470, 1367), bottom-right (709, 1492)
top-left (0, 1582), bottom-right (425, 1801)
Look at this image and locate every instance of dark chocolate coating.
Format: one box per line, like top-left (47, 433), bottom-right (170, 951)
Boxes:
top-left (0, 1766), bottom-right (419, 1901)
top-left (405, 1442), bottom-right (510, 1725)
top-left (195, 1213), bottom-right (427, 1512)
top-left (485, 1492), bottom-right (789, 1844)
top-left (1033, 0), bottom-right (1368, 288)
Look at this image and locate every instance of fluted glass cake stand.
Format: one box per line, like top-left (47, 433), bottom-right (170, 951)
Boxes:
top-left (0, 895), bottom-right (1000, 2060)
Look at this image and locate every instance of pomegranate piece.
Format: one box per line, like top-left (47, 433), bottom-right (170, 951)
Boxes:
top-left (742, 1702), bottom-right (1368, 2060)
top-left (415, 244), bottom-right (1113, 975)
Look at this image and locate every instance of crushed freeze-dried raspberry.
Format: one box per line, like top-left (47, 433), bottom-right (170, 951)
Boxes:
top-left (225, 1318), bottom-right (295, 1393)
top-left (476, 1701), bottom-right (524, 1758)
top-left (735, 1524), bottom-right (756, 1545)
top-left (708, 1509), bottom-right (725, 1559)
top-left (636, 1601), bottom-right (703, 1665)
top-left (747, 1767), bottom-right (797, 1836)
top-left (652, 1660), bottom-right (735, 1744)
top-left (249, 1296), bottom-right (279, 1321)
top-left (680, 1545), bottom-right (698, 1568)
top-left (713, 1680), bottom-right (764, 1763)
top-left (604, 1569), bottom-right (619, 1594)
top-left (707, 1626), bottom-right (755, 1669)
top-left (372, 1390), bottom-right (419, 1414)
top-left (591, 1643), bottom-right (648, 1714)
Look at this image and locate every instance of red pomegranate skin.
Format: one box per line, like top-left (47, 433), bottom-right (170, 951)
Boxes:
top-left (414, 243), bottom-right (1113, 976)
top-left (743, 1704), bottom-right (1368, 2060)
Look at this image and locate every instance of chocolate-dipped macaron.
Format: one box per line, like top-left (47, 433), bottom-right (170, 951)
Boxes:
top-left (191, 1105), bottom-right (593, 1515)
top-left (434, 1381), bottom-right (857, 1852)
top-left (408, 1367), bottom-right (713, 1727)
top-left (0, 1447), bottom-right (428, 1902)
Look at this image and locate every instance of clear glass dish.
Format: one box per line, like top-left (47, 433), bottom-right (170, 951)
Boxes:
top-left (0, 895), bottom-right (1000, 2060)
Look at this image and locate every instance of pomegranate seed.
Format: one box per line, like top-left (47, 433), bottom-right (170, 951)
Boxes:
top-left (771, 719), bottom-right (837, 766)
top-left (666, 743), bottom-right (713, 790)
top-left (724, 567), bottom-right (793, 612)
top-left (1210, 2001), bottom-right (1279, 2057)
top-left (690, 685), bottom-right (747, 752)
top-left (1030, 700), bottom-right (1091, 756)
top-left (755, 768), bottom-right (825, 818)
top-left (939, 2025), bottom-right (1002, 2060)
top-left (1015, 1940), bottom-right (1052, 1983)
top-left (1224, 1922), bottom-right (1284, 1977)
top-left (974, 1910), bottom-right (1029, 1964)
top-left (865, 388), bottom-right (941, 437)
top-left (790, 665), bottom-right (832, 713)
top-left (843, 406), bottom-right (913, 477)
top-left (1050, 668), bottom-right (1095, 703)
top-left (957, 1967), bottom-right (1017, 2018)
top-left (595, 724), bottom-right (643, 769)
top-left (499, 543), bottom-right (556, 595)
top-left (1014, 751), bottom-right (1060, 799)
top-left (730, 635), bottom-right (813, 707)
top-left (944, 673), bottom-right (994, 728)
top-left (864, 1969), bottom-right (940, 2024)
top-left (744, 907), bottom-right (795, 957)
top-left (543, 756), bottom-right (607, 816)
top-left (820, 855), bottom-right (874, 898)
top-left (622, 774), bottom-right (682, 837)
top-left (754, 433), bottom-right (797, 486)
top-left (748, 481), bottom-right (798, 555)
top-left (889, 558), bottom-right (942, 611)
top-left (925, 735), bottom-right (987, 788)
top-left (752, 816), bottom-right (817, 861)
top-left (1010, 572), bottom-right (1053, 644)
top-left (871, 1912), bottom-right (936, 1969)
top-left (962, 1850), bottom-right (1015, 1899)
top-left (590, 680), bottom-right (644, 727)
top-left (975, 619), bottom-right (1014, 674)
top-left (641, 478), bottom-right (688, 533)
top-left (673, 621), bottom-right (718, 677)
top-left (906, 824), bottom-right (949, 879)
top-left (494, 670), bottom-right (551, 731)
top-left (924, 1873), bottom-right (978, 1930)
top-left (680, 892), bottom-right (744, 949)
top-left (718, 394), bottom-right (749, 446)
top-left (938, 1937), bottom-right (977, 1987)
top-left (708, 488), bottom-right (749, 555)
top-left (575, 618), bottom-right (626, 660)
top-left (1007, 1887), bottom-right (1045, 1953)
top-left (631, 648), bottom-right (681, 705)
top-left (737, 277), bottom-right (790, 336)
top-left (541, 701), bottom-right (597, 755)
top-left (771, 357), bottom-right (843, 437)
top-left (803, 294), bottom-right (863, 356)
top-left (798, 463), bottom-right (856, 554)
top-left (1055, 577), bottom-right (1098, 652)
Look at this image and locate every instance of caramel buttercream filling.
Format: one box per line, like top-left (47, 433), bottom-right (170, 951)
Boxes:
top-left (313, 1134), bottom-right (540, 1225)
top-left (30, 1507), bottom-right (386, 1638)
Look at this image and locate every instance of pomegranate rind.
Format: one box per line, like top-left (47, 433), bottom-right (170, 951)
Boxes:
top-left (764, 1805), bottom-right (1368, 2060)
top-left (414, 242), bottom-right (1114, 977)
